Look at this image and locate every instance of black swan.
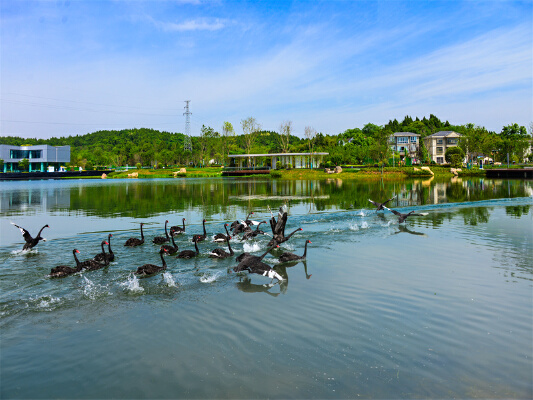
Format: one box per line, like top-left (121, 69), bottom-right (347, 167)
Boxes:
top-left (241, 221), bottom-right (267, 241)
top-left (153, 220), bottom-right (171, 244)
top-left (235, 244), bottom-right (279, 263)
top-left (135, 248), bottom-right (169, 276)
top-left (80, 240), bottom-right (110, 271)
top-left (94, 234), bottom-right (114, 262)
top-left (12, 223), bottom-right (49, 251)
top-left (383, 206), bottom-right (428, 223)
top-left (230, 212), bottom-right (252, 228)
top-left (209, 237), bottom-right (234, 259)
top-left (232, 222), bottom-right (251, 235)
top-left (268, 227), bottom-right (302, 247)
top-left (192, 219), bottom-right (207, 243)
top-left (171, 218), bottom-right (186, 236)
top-left (176, 239), bottom-right (200, 259)
top-left (233, 257), bottom-right (284, 281)
top-left (50, 249), bottom-right (82, 278)
top-left (368, 195), bottom-right (397, 211)
top-left (161, 233), bottom-right (179, 255)
top-left (213, 223), bottom-right (231, 243)
top-left (231, 212), bottom-right (253, 235)
top-left (124, 223), bottom-right (145, 246)
top-left (278, 239), bottom-right (311, 263)
top-left (243, 211), bottom-right (260, 226)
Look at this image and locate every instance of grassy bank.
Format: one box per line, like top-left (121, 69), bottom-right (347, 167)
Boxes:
top-left (96, 165), bottom-right (487, 180)
top-left (270, 166), bottom-right (481, 179)
top-left (107, 167), bottom-right (223, 179)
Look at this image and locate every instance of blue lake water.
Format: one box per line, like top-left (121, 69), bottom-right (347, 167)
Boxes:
top-left (1, 177), bottom-right (532, 399)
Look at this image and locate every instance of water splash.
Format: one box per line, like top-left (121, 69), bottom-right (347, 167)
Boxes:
top-left (162, 272), bottom-right (178, 287)
top-left (361, 221), bottom-right (369, 229)
top-left (33, 295), bottom-right (61, 311)
top-left (243, 242), bottom-right (261, 253)
top-left (200, 271), bottom-right (223, 283)
top-left (120, 274), bottom-right (144, 293)
top-left (82, 276), bottom-right (112, 299)
top-left (349, 223), bottom-right (359, 231)
top-left (11, 248), bottom-right (38, 255)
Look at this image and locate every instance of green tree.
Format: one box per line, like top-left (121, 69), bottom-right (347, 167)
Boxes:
top-left (445, 146), bottom-right (465, 167)
top-left (366, 125), bottom-right (390, 164)
top-left (221, 121), bottom-right (235, 165)
top-left (241, 117), bottom-right (261, 155)
top-left (18, 158), bottom-right (30, 171)
top-left (499, 123), bottom-right (530, 162)
top-left (278, 120), bottom-right (292, 153)
top-left (0, 158), bottom-right (4, 171)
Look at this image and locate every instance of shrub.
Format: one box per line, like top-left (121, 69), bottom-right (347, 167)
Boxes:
top-left (269, 170), bottom-right (282, 178)
top-left (136, 162), bottom-right (142, 170)
top-left (285, 163), bottom-right (292, 170)
top-left (276, 161), bottom-right (282, 169)
top-left (445, 147), bottom-right (465, 167)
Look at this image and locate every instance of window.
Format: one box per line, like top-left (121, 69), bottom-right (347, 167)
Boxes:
top-left (447, 138), bottom-right (457, 144)
top-left (397, 137), bottom-right (408, 144)
top-left (437, 139), bottom-right (443, 144)
top-left (436, 147), bottom-right (443, 154)
top-left (10, 149), bottom-right (42, 159)
top-left (410, 136), bottom-right (417, 143)
top-left (437, 157), bottom-right (444, 164)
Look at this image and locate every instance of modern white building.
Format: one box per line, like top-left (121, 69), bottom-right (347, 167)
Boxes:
top-left (0, 144), bottom-right (71, 172)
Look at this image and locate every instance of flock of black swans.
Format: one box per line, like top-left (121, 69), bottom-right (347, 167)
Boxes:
top-left (11, 199), bottom-right (425, 282)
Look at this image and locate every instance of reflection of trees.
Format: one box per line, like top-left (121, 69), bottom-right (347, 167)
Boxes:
top-left (458, 207), bottom-right (491, 226)
top-left (505, 205), bottom-right (530, 218)
top-left (32, 177), bottom-right (533, 220)
top-left (446, 182), bottom-right (468, 202)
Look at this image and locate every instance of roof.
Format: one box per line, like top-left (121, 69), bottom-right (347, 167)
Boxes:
top-left (229, 152), bottom-right (329, 158)
top-left (426, 131), bottom-right (461, 137)
top-left (392, 132), bottom-right (420, 137)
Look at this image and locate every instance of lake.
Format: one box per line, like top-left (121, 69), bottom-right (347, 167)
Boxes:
top-left (1, 176), bottom-right (532, 399)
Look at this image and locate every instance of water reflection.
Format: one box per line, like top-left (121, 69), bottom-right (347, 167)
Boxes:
top-left (0, 186), bottom-right (70, 214)
top-left (1, 178), bottom-right (531, 219)
top-left (392, 224), bottom-right (427, 236)
top-left (235, 260), bottom-right (312, 296)
top-left (235, 277), bottom-right (281, 297)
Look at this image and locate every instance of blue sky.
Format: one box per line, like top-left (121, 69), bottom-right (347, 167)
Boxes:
top-left (1, 0), bottom-right (531, 139)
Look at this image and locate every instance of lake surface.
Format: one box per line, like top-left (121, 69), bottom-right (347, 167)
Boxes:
top-left (1, 177), bottom-right (532, 399)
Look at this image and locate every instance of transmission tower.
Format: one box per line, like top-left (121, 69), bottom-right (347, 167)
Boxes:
top-left (183, 100), bottom-right (192, 152)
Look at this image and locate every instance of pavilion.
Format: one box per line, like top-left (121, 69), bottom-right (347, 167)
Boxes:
top-left (228, 152), bottom-right (329, 170)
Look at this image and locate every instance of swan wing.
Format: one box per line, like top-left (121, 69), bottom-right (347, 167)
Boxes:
top-left (12, 223), bottom-right (32, 242)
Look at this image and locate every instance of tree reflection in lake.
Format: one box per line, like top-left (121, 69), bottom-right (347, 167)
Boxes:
top-left (1, 178), bottom-right (531, 220)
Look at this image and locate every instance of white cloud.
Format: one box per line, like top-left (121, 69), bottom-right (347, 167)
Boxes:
top-left (149, 16), bottom-right (228, 31)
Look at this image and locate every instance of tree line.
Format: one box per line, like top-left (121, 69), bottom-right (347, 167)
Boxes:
top-left (1, 114), bottom-right (531, 169)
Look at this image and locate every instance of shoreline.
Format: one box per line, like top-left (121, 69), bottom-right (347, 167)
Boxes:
top-left (3, 166), bottom-right (529, 181)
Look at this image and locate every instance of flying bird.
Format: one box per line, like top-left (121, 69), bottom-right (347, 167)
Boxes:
top-left (383, 206), bottom-right (428, 223)
top-left (368, 195), bottom-right (397, 212)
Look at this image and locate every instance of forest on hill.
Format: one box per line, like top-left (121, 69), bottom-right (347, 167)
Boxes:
top-left (0, 115), bottom-right (530, 168)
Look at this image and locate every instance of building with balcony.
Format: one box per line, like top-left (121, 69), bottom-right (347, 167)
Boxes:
top-left (390, 132), bottom-right (421, 164)
top-left (423, 131), bottom-right (462, 164)
top-left (0, 144), bottom-right (71, 172)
